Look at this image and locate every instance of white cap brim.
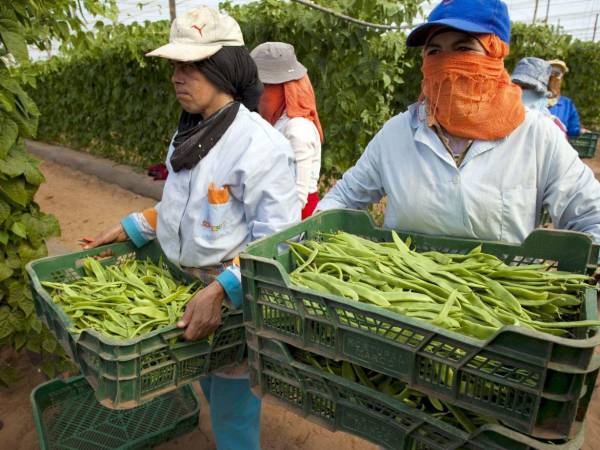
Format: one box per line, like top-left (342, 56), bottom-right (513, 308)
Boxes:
top-left (146, 42), bottom-right (223, 62)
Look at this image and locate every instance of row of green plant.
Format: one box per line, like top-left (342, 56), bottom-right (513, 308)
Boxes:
top-left (0, 0), bottom-right (116, 385)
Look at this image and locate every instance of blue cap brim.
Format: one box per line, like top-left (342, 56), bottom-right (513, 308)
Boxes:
top-left (406, 18), bottom-right (494, 48)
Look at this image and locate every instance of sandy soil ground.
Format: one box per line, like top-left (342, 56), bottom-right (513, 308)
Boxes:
top-left (0, 160), bottom-right (375, 450)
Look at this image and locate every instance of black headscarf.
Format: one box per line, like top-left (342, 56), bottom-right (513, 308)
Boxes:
top-left (170, 46), bottom-right (263, 172)
top-left (195, 46), bottom-right (263, 112)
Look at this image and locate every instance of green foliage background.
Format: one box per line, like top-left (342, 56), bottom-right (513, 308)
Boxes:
top-left (27, 1), bottom-right (600, 179)
top-left (0, 0), bottom-right (116, 384)
top-left (29, 0), bottom-right (422, 175)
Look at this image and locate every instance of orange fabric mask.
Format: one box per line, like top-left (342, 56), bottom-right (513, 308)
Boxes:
top-left (421, 34), bottom-right (525, 141)
top-left (259, 75), bottom-right (324, 142)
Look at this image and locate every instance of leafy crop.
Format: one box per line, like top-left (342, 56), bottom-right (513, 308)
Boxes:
top-left (0, 0), bottom-right (116, 385)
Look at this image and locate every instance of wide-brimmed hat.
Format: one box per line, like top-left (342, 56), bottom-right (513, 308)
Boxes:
top-left (511, 57), bottom-right (552, 96)
top-left (146, 6), bottom-right (243, 62)
top-left (406, 0), bottom-right (511, 48)
top-left (250, 42), bottom-right (307, 84)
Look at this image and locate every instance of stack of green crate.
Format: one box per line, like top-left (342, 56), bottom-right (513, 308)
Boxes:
top-left (240, 210), bottom-right (600, 449)
top-left (26, 239), bottom-right (247, 448)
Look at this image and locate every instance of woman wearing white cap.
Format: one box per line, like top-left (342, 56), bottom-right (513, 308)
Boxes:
top-left (318, 0), bottom-right (600, 247)
top-left (251, 42), bottom-right (323, 219)
top-left (84, 7), bottom-right (300, 449)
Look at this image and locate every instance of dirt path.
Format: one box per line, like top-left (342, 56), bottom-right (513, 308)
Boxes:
top-left (0, 160), bottom-right (374, 450)
top-left (2, 156), bottom-right (600, 449)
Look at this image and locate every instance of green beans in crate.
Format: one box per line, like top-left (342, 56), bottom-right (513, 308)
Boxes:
top-left (26, 240), bottom-right (246, 409)
top-left (247, 331), bottom-right (585, 450)
top-left (240, 210), bottom-right (600, 439)
top-left (31, 375), bottom-right (200, 450)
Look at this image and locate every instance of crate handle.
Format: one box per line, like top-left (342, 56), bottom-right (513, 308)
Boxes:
top-left (161, 327), bottom-right (212, 351)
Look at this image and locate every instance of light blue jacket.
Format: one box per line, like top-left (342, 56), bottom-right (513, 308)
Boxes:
top-left (318, 103), bottom-right (600, 245)
top-left (123, 105), bottom-right (301, 307)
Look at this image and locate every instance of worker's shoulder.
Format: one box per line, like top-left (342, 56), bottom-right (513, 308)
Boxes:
top-left (284, 116), bottom-right (319, 135)
top-left (516, 109), bottom-right (567, 148)
top-left (232, 107), bottom-right (294, 163)
top-left (371, 105), bottom-right (415, 142)
top-left (234, 106), bottom-right (291, 149)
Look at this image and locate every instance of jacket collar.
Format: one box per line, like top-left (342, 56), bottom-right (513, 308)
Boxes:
top-left (410, 102), bottom-right (507, 168)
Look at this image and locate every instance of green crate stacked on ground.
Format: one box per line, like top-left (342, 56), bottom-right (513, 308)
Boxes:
top-left (240, 209), bottom-right (600, 439)
top-left (247, 329), bottom-right (586, 450)
top-left (27, 240), bottom-right (246, 409)
top-left (569, 132), bottom-right (600, 158)
top-left (31, 375), bottom-right (200, 450)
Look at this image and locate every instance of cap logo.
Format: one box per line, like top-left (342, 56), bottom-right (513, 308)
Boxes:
top-left (191, 24), bottom-right (207, 37)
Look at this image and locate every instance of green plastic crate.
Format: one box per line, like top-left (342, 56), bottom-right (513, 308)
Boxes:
top-left (247, 330), bottom-right (585, 450)
top-left (26, 240), bottom-right (246, 409)
top-left (569, 132), bottom-right (599, 158)
top-left (240, 210), bottom-right (600, 439)
top-left (31, 375), bottom-right (199, 450)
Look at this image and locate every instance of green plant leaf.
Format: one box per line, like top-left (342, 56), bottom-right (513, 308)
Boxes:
top-left (0, 114), bottom-right (18, 158)
top-left (0, 177), bottom-right (28, 206)
top-left (40, 359), bottom-right (56, 378)
top-left (14, 333), bottom-right (26, 350)
top-left (10, 221), bottom-right (26, 238)
top-left (0, 28), bottom-right (28, 63)
top-left (0, 308), bottom-right (14, 339)
top-left (0, 199), bottom-right (10, 224)
top-left (42, 337), bottom-right (57, 353)
top-left (29, 315), bottom-right (42, 334)
top-left (19, 299), bottom-right (34, 317)
top-left (0, 261), bottom-right (13, 282)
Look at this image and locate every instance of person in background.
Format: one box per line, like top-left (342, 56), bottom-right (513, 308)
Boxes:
top-left (84, 7), bottom-right (300, 449)
top-left (251, 42), bottom-right (323, 219)
top-left (317, 0), bottom-right (600, 244)
top-left (547, 59), bottom-right (581, 137)
top-left (511, 56), bottom-right (567, 135)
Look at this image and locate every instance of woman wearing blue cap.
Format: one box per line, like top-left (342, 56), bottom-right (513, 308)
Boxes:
top-left (318, 0), bottom-right (600, 246)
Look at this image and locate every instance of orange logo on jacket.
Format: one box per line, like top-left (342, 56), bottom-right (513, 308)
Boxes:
top-left (208, 183), bottom-right (229, 204)
top-left (203, 183), bottom-right (229, 233)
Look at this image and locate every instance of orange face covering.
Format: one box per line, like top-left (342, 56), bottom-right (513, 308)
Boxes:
top-left (421, 34), bottom-right (525, 141)
top-left (259, 75), bottom-right (324, 143)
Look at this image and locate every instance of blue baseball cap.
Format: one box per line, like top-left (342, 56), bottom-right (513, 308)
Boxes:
top-left (406, 0), bottom-right (511, 48)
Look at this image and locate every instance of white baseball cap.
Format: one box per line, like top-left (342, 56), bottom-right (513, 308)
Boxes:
top-left (146, 6), bottom-right (244, 62)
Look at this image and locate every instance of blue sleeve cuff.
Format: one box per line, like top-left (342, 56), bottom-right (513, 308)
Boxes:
top-left (216, 269), bottom-right (243, 309)
top-left (121, 214), bottom-right (149, 248)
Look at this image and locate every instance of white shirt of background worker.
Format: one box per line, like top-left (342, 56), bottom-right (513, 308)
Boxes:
top-left (251, 42), bottom-right (323, 219)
